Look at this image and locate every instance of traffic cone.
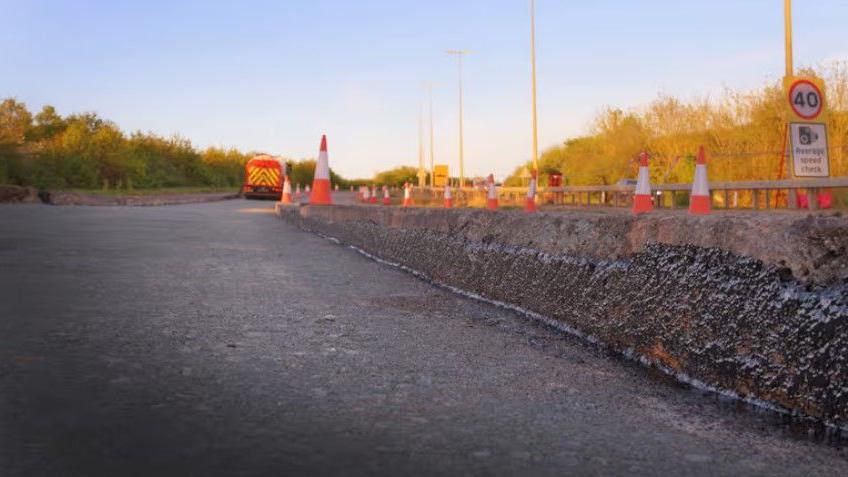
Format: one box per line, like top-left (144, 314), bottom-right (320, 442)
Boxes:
top-left (382, 186), bottom-right (391, 205)
top-left (403, 182), bottom-right (413, 207)
top-left (525, 170), bottom-right (538, 212)
top-left (362, 185), bottom-right (370, 203)
top-left (295, 184), bottom-right (302, 200)
top-left (486, 174), bottom-right (499, 210)
top-left (689, 146), bottom-right (711, 215)
top-left (370, 185), bottom-right (378, 204)
top-left (309, 135), bottom-right (332, 205)
top-left (632, 152), bottom-right (653, 214)
top-left (280, 176), bottom-right (292, 204)
top-left (334, 184), bottom-right (339, 192)
top-left (444, 185), bottom-right (453, 208)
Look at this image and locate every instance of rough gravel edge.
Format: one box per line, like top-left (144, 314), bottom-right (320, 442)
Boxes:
top-left (276, 204), bottom-right (848, 433)
top-left (314, 228), bottom-right (848, 435)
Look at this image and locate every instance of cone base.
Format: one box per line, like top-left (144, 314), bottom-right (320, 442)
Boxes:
top-left (689, 195), bottom-right (711, 215)
top-left (369, 197), bottom-right (377, 204)
top-left (382, 198), bottom-right (391, 205)
top-left (309, 179), bottom-right (332, 205)
top-left (403, 199), bottom-right (413, 207)
top-left (444, 199), bottom-right (453, 209)
top-left (632, 194), bottom-right (653, 214)
top-left (280, 193), bottom-right (292, 204)
top-left (525, 197), bottom-right (537, 212)
top-left (487, 199), bottom-right (499, 210)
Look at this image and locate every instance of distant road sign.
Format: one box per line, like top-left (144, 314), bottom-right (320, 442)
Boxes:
top-left (789, 122), bottom-right (830, 177)
top-left (787, 78), bottom-right (824, 120)
top-left (434, 165), bottom-right (449, 187)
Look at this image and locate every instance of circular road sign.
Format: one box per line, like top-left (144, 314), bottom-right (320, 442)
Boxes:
top-left (788, 79), bottom-right (824, 120)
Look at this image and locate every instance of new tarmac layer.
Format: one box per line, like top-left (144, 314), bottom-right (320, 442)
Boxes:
top-left (1, 199), bottom-right (847, 476)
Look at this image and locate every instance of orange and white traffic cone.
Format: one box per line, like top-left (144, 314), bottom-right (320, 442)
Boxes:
top-left (382, 186), bottom-right (391, 205)
top-left (280, 176), bottom-right (292, 204)
top-left (334, 184), bottom-right (339, 192)
top-left (525, 170), bottom-right (538, 212)
top-left (486, 174), bottom-right (499, 210)
top-left (370, 185), bottom-right (378, 204)
top-left (295, 184), bottom-right (302, 200)
top-left (402, 182), bottom-right (413, 207)
top-left (689, 146), bottom-right (711, 215)
top-left (444, 185), bottom-right (453, 208)
top-left (632, 152), bottom-right (653, 214)
top-left (362, 185), bottom-right (370, 203)
top-left (309, 135), bottom-right (332, 205)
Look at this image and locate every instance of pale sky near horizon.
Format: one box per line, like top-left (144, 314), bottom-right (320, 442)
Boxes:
top-left (2, 1), bottom-right (846, 179)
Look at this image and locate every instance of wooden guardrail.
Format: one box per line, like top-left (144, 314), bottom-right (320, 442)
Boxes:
top-left (415, 177), bottom-right (848, 211)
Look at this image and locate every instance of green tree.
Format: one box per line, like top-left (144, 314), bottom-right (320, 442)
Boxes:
top-left (0, 98), bottom-right (32, 145)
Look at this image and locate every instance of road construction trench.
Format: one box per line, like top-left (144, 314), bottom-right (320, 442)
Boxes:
top-left (280, 200), bottom-right (848, 431)
top-left (2, 198), bottom-right (847, 476)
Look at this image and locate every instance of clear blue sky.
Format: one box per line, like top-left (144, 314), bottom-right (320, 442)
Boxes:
top-left (2, 1), bottom-right (846, 179)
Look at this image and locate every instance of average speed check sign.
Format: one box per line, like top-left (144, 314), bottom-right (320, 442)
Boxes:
top-left (784, 77), bottom-right (830, 177)
top-left (788, 79), bottom-right (824, 120)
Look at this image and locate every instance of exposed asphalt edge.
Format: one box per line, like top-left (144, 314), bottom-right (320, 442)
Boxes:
top-left (42, 192), bottom-right (241, 206)
top-left (307, 227), bottom-right (848, 435)
top-left (276, 203), bottom-right (848, 432)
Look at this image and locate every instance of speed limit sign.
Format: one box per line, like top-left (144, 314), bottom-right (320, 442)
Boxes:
top-left (787, 79), bottom-right (825, 120)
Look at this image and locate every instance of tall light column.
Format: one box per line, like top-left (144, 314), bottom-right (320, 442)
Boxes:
top-left (417, 101), bottom-right (426, 188)
top-left (529, 0), bottom-right (540, 175)
top-left (426, 83), bottom-right (436, 188)
top-left (447, 50), bottom-right (469, 188)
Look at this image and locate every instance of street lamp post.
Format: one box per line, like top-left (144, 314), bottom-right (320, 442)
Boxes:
top-left (418, 101), bottom-right (426, 188)
top-left (427, 83), bottom-right (436, 188)
top-left (529, 0), bottom-right (540, 176)
top-left (447, 50), bottom-right (469, 188)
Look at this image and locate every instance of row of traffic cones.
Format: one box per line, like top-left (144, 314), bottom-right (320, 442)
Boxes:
top-left (632, 146), bottom-right (711, 215)
top-left (281, 134), bottom-right (711, 216)
top-left (278, 134), bottom-right (333, 206)
top-left (357, 185), bottom-right (394, 205)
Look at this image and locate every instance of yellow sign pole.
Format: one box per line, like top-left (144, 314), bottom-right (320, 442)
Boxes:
top-left (784, 0), bottom-right (793, 78)
top-left (783, 0), bottom-right (796, 197)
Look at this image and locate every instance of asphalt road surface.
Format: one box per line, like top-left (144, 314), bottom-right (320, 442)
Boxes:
top-left (1, 199), bottom-right (846, 476)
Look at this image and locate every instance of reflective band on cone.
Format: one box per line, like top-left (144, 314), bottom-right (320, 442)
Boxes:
top-left (444, 185), bottom-right (453, 209)
top-left (525, 171), bottom-right (538, 213)
top-left (689, 145), bottom-right (711, 215)
top-left (486, 174), bottom-right (499, 210)
top-left (402, 183), bottom-right (413, 207)
top-left (632, 152), bottom-right (653, 214)
top-left (280, 176), bottom-right (292, 204)
top-left (309, 135), bottom-right (333, 205)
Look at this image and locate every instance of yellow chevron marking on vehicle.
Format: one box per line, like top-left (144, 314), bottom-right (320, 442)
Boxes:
top-left (247, 167), bottom-right (279, 186)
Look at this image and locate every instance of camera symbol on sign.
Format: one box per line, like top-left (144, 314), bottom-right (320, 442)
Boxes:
top-left (799, 126), bottom-right (819, 145)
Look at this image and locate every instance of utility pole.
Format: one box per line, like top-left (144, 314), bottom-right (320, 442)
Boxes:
top-left (529, 0), bottom-right (540, 175)
top-left (447, 50), bottom-right (469, 188)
